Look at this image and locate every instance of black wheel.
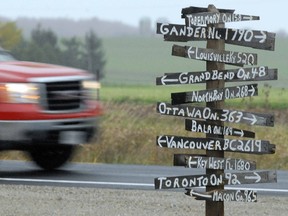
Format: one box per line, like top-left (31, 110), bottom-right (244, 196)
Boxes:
top-left (28, 145), bottom-right (76, 170)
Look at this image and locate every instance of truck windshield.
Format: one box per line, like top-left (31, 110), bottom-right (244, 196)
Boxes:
top-left (0, 51), bottom-right (16, 62)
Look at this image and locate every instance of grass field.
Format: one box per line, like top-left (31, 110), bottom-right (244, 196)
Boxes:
top-left (101, 36), bottom-right (288, 87)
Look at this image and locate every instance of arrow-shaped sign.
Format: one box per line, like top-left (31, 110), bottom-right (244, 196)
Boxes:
top-left (157, 102), bottom-right (275, 127)
top-left (157, 135), bottom-right (275, 154)
top-left (156, 67), bottom-right (278, 86)
top-left (185, 12), bottom-right (259, 26)
top-left (171, 84), bottom-right (258, 104)
top-left (172, 45), bottom-right (258, 66)
top-left (186, 189), bottom-right (257, 202)
top-left (157, 23), bottom-right (275, 51)
top-left (185, 119), bottom-right (255, 138)
top-left (174, 155), bottom-right (256, 171)
top-left (154, 170), bottom-right (277, 189)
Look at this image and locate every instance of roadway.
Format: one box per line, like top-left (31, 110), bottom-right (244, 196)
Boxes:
top-left (0, 160), bottom-right (287, 196)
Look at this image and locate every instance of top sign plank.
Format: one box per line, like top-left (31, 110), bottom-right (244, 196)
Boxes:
top-left (185, 12), bottom-right (259, 26)
top-left (181, 6), bottom-right (235, 18)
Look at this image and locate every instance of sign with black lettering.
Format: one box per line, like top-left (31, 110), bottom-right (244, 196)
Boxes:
top-left (172, 45), bottom-right (257, 66)
top-left (174, 154), bottom-right (256, 171)
top-left (185, 12), bottom-right (259, 26)
top-left (157, 135), bottom-right (275, 154)
top-left (171, 84), bottom-right (257, 104)
top-left (186, 189), bottom-right (257, 202)
top-left (157, 102), bottom-right (274, 127)
top-left (154, 170), bottom-right (277, 189)
top-left (156, 67), bottom-right (277, 85)
top-left (185, 119), bottom-right (255, 138)
top-left (157, 23), bottom-right (275, 51)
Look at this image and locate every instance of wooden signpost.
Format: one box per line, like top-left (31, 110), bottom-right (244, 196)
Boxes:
top-left (154, 4), bottom-right (277, 216)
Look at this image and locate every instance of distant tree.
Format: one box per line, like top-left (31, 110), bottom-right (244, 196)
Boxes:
top-left (0, 22), bottom-right (22, 50)
top-left (60, 37), bottom-right (83, 68)
top-left (81, 30), bottom-right (106, 79)
top-left (12, 25), bottom-right (62, 64)
top-left (11, 26), bottom-right (106, 79)
top-left (31, 24), bottom-right (58, 47)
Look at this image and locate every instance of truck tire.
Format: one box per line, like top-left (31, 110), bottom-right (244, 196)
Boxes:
top-left (28, 145), bottom-right (75, 170)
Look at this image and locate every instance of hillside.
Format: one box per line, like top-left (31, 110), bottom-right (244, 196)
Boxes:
top-left (0, 16), bottom-right (140, 38)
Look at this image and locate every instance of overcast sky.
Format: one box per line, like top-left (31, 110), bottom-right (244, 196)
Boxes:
top-left (1, 0), bottom-right (287, 32)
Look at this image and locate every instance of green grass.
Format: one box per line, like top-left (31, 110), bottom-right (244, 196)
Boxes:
top-left (101, 36), bottom-right (288, 87)
top-left (74, 102), bottom-right (288, 170)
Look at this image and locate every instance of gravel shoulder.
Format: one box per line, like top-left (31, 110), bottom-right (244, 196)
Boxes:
top-left (1, 185), bottom-right (287, 216)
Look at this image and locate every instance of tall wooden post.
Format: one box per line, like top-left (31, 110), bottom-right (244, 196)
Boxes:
top-left (205, 4), bottom-right (225, 216)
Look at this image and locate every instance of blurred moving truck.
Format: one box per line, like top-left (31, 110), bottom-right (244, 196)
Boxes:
top-left (0, 50), bottom-right (102, 170)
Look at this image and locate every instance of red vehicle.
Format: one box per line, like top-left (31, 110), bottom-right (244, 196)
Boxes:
top-left (0, 50), bottom-right (102, 170)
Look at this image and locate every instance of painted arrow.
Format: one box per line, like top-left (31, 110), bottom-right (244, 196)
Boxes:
top-left (242, 115), bottom-right (258, 125)
top-left (160, 75), bottom-right (179, 85)
top-left (244, 172), bottom-right (261, 183)
top-left (254, 31), bottom-right (267, 43)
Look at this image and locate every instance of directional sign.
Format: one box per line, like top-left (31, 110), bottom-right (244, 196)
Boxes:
top-left (174, 155), bottom-right (256, 171)
top-left (185, 119), bottom-right (256, 138)
top-left (157, 102), bottom-right (274, 127)
top-left (155, 173), bottom-right (224, 189)
top-left (172, 45), bottom-right (258, 66)
top-left (157, 135), bottom-right (275, 154)
top-left (171, 84), bottom-right (258, 104)
top-left (157, 23), bottom-right (275, 50)
top-left (186, 189), bottom-right (257, 202)
top-left (154, 170), bottom-right (277, 189)
top-left (156, 67), bottom-right (278, 85)
top-left (185, 12), bottom-right (259, 26)
top-left (181, 6), bottom-right (234, 17)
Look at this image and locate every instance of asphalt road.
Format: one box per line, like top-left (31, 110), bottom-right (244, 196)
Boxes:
top-left (0, 160), bottom-right (288, 196)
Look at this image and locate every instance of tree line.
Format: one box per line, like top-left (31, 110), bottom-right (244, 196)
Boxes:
top-left (0, 21), bottom-right (106, 80)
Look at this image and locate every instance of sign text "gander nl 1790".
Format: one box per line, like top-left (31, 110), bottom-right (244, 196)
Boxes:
top-left (157, 23), bottom-right (275, 50)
